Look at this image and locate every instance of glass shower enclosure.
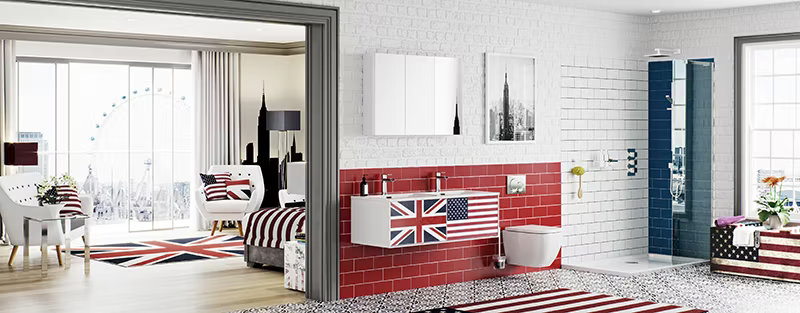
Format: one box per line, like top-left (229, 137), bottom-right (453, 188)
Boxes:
top-left (564, 58), bottom-right (713, 276)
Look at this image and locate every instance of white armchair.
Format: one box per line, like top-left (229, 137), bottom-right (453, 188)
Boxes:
top-left (195, 165), bottom-right (264, 236)
top-left (0, 172), bottom-right (92, 266)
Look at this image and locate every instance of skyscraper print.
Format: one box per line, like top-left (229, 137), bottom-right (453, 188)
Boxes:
top-left (486, 54), bottom-right (536, 143)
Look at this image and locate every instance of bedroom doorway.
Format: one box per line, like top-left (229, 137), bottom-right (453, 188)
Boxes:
top-left (0, 0), bottom-right (339, 308)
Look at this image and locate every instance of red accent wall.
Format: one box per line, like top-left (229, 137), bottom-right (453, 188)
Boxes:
top-left (339, 162), bottom-right (562, 299)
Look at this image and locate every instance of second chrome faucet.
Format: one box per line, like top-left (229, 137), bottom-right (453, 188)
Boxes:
top-left (381, 174), bottom-right (395, 195)
top-left (434, 172), bottom-right (448, 192)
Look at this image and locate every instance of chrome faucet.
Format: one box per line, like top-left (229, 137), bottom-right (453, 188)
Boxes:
top-left (434, 172), bottom-right (448, 192)
top-left (381, 174), bottom-right (395, 195)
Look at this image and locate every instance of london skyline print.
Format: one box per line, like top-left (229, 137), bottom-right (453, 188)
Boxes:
top-left (485, 53), bottom-right (536, 143)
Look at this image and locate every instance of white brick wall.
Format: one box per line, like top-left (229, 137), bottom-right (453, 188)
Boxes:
top-left (279, 0), bottom-right (650, 169)
top-left (559, 59), bottom-right (650, 263)
top-left (649, 2), bottom-right (800, 218)
top-left (271, 0), bottom-right (800, 260)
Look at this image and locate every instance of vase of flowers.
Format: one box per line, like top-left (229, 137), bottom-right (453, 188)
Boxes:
top-left (36, 173), bottom-right (77, 206)
top-left (755, 176), bottom-right (793, 230)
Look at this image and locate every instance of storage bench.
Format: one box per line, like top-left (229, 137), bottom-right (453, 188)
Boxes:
top-left (711, 225), bottom-right (800, 282)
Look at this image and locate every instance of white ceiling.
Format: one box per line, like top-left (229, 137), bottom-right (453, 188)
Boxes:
top-left (538, 0), bottom-right (798, 15)
top-left (0, 1), bottom-right (305, 43)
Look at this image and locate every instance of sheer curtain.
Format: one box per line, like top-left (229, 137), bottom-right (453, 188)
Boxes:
top-left (0, 40), bottom-right (15, 242)
top-left (192, 50), bottom-right (241, 228)
top-left (0, 40), bottom-right (16, 177)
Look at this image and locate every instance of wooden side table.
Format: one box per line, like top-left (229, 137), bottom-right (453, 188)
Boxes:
top-left (23, 214), bottom-right (90, 277)
top-left (283, 240), bottom-right (305, 292)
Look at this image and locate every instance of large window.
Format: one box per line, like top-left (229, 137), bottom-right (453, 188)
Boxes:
top-left (16, 59), bottom-right (193, 230)
top-left (742, 41), bottom-right (800, 220)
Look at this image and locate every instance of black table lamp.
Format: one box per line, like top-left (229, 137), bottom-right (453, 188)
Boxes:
top-left (267, 111), bottom-right (301, 162)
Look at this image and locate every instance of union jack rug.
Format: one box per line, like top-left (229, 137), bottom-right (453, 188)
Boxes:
top-left (67, 235), bottom-right (244, 267)
top-left (415, 288), bottom-right (706, 313)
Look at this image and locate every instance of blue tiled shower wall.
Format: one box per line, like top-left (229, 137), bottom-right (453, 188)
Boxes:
top-left (648, 61), bottom-right (674, 255)
top-left (647, 59), bottom-right (714, 258)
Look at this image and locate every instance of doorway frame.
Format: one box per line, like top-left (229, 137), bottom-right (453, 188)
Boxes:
top-left (2, 0), bottom-right (340, 301)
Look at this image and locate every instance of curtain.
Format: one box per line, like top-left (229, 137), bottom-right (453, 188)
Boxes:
top-left (194, 50), bottom-right (241, 168)
top-left (0, 40), bottom-right (15, 243)
top-left (0, 40), bottom-right (16, 177)
top-left (192, 50), bottom-right (241, 229)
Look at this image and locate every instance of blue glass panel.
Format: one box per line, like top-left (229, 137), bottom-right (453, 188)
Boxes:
top-left (672, 59), bottom-right (714, 259)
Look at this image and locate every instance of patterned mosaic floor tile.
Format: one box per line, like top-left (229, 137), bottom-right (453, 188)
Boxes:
top-left (231, 264), bottom-right (800, 313)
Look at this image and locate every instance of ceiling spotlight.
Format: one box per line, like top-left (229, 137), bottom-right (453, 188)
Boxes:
top-left (126, 18), bottom-right (137, 22)
top-left (651, 9), bottom-right (662, 14)
top-left (256, 28), bottom-right (263, 32)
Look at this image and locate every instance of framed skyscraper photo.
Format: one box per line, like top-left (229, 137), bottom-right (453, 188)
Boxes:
top-left (485, 53), bottom-right (536, 143)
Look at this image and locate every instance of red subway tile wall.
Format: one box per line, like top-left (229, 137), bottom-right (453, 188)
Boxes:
top-left (339, 163), bottom-right (562, 299)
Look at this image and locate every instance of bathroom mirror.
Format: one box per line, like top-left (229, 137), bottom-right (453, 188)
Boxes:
top-left (364, 53), bottom-right (460, 136)
top-left (670, 60), bottom-right (687, 214)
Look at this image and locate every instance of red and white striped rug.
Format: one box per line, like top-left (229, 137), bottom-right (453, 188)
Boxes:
top-left (430, 288), bottom-right (706, 313)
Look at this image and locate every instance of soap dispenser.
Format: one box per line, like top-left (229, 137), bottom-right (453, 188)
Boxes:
top-left (360, 175), bottom-right (369, 196)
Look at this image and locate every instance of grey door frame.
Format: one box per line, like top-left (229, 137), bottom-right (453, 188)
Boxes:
top-left (4, 0), bottom-right (340, 301)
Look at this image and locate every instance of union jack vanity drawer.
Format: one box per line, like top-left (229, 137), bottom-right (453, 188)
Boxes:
top-left (350, 191), bottom-right (500, 248)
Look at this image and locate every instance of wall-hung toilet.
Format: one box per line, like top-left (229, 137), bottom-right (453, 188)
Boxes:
top-left (503, 225), bottom-right (562, 267)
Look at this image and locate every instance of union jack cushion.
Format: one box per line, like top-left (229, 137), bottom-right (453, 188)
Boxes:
top-left (56, 185), bottom-right (81, 210)
top-left (204, 182), bottom-right (227, 201)
top-left (226, 179), bottom-right (251, 200)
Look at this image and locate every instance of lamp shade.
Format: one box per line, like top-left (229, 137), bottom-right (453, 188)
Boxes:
top-left (4, 142), bottom-right (38, 166)
top-left (267, 111), bottom-right (301, 131)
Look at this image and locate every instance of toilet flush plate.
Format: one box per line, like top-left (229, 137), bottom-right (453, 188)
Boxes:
top-left (507, 175), bottom-right (526, 194)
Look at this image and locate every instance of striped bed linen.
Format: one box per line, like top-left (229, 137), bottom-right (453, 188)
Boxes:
top-left (450, 288), bottom-right (705, 313)
top-left (712, 226), bottom-right (800, 282)
top-left (243, 207), bottom-right (306, 249)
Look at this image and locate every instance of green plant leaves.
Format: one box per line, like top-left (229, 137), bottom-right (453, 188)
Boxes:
top-left (758, 210), bottom-right (772, 222)
top-left (779, 211), bottom-right (792, 225)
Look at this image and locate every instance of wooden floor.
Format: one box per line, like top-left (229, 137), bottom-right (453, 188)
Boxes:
top-left (0, 226), bottom-right (306, 313)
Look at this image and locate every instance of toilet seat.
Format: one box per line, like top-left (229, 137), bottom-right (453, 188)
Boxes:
top-left (505, 225), bottom-right (561, 234)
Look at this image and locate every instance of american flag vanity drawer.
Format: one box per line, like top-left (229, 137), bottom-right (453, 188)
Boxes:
top-left (351, 193), bottom-right (500, 248)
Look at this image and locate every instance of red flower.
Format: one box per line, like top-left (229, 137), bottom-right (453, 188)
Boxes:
top-left (762, 176), bottom-right (786, 187)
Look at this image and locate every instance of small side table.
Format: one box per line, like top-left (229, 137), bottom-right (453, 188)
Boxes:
top-left (23, 214), bottom-right (91, 277)
top-left (284, 240), bottom-right (306, 291)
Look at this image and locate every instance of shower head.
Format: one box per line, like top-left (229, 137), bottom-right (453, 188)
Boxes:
top-left (645, 48), bottom-right (681, 58)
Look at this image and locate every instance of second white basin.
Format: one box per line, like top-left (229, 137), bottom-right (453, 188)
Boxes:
top-left (375, 190), bottom-right (495, 200)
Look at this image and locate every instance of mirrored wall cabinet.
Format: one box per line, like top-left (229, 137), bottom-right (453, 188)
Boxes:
top-left (364, 53), bottom-right (460, 136)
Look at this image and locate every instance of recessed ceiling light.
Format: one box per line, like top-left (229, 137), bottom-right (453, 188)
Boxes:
top-left (126, 18), bottom-right (137, 22)
top-left (651, 9), bottom-right (662, 14)
top-left (256, 28), bottom-right (263, 32)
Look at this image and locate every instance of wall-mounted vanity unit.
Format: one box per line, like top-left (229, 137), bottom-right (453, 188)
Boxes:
top-left (364, 53), bottom-right (459, 136)
top-left (351, 190), bottom-right (499, 248)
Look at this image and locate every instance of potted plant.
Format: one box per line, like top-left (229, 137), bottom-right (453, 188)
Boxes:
top-left (755, 176), bottom-right (794, 230)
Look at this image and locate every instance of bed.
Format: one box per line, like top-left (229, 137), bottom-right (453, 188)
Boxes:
top-left (243, 206), bottom-right (305, 268)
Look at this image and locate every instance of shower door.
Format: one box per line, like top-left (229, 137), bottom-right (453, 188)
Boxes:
top-left (673, 60), bottom-right (714, 259)
top-left (648, 59), bottom-right (714, 258)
